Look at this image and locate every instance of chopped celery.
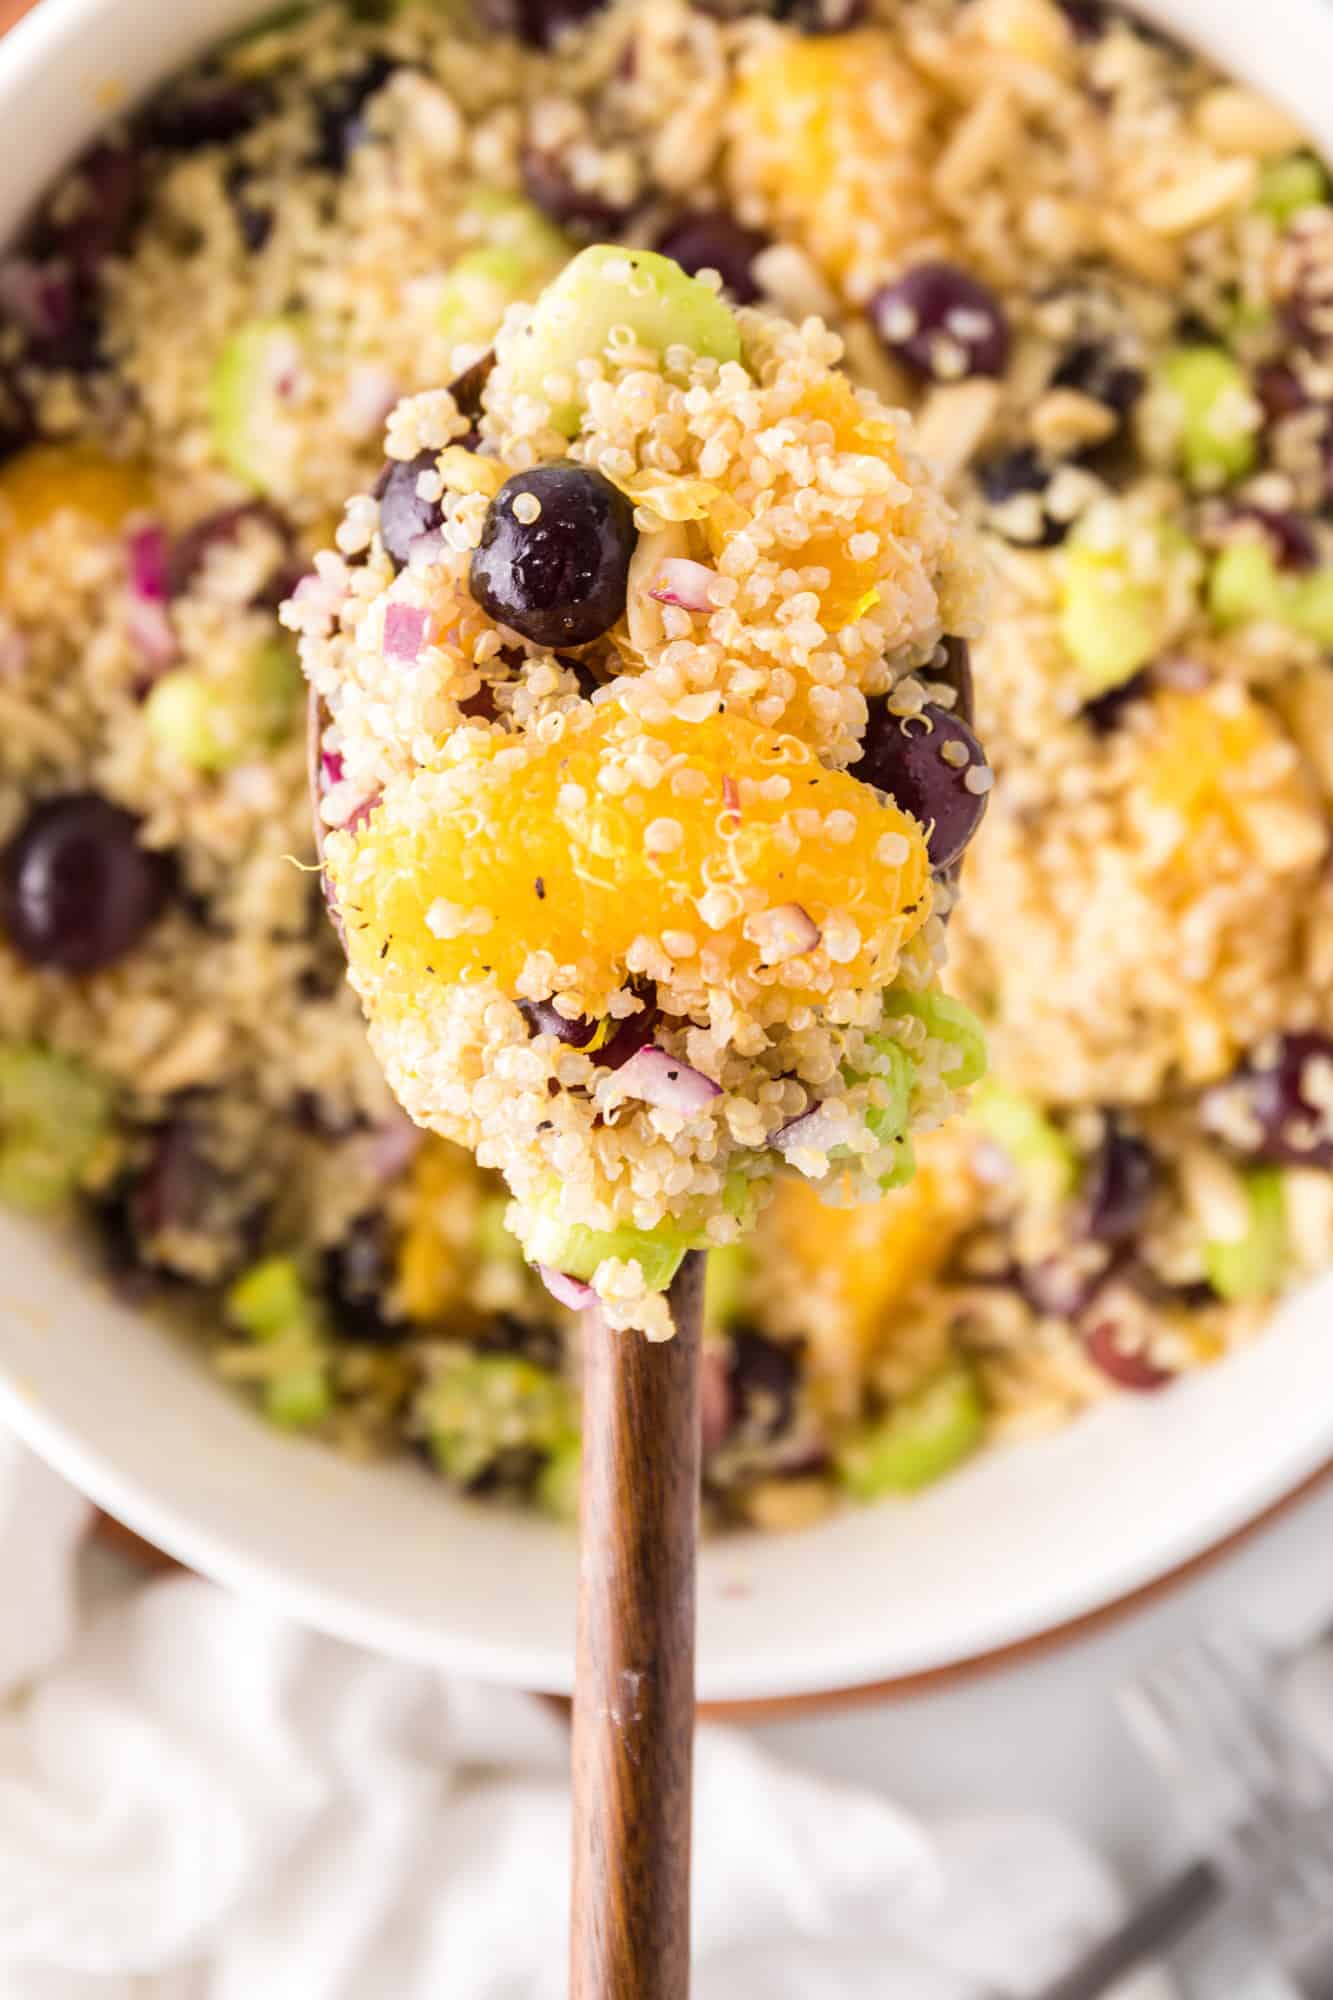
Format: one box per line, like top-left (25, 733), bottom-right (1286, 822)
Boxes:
top-left (971, 1080), bottom-right (1077, 1206)
top-left (439, 246), bottom-right (558, 355)
top-left (226, 1255), bottom-right (309, 1340)
top-left (0, 1042), bottom-right (111, 1210)
top-left (209, 316), bottom-right (306, 494)
top-left (860, 1037), bottom-right (916, 1146)
top-left (459, 190), bottom-right (569, 270)
top-left (1154, 346), bottom-right (1257, 488)
top-left (537, 1439), bottom-right (582, 1522)
top-left (146, 638), bottom-right (300, 773)
top-left (264, 1363), bottom-right (332, 1429)
top-left (836, 1365), bottom-right (985, 1499)
top-left (1059, 535), bottom-right (1166, 696)
top-left (1203, 1168), bottom-right (1286, 1302)
top-left (522, 1204), bottom-right (691, 1291)
top-left (877, 988), bottom-right (988, 1090)
top-left (1209, 541), bottom-right (1333, 646)
top-left (476, 1194), bottom-right (522, 1264)
top-left (1255, 153), bottom-right (1329, 224)
top-left (495, 244), bottom-right (743, 435)
top-left (421, 1353), bottom-right (575, 1485)
top-left (704, 1242), bottom-right (750, 1330)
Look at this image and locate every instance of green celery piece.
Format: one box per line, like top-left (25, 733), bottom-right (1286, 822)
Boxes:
top-left (1155, 346), bottom-right (1257, 488)
top-left (495, 244), bottom-right (743, 436)
top-left (421, 1353), bottom-right (575, 1484)
top-left (836, 1365), bottom-right (985, 1499)
top-left (1059, 539), bottom-right (1165, 696)
top-left (704, 1242), bottom-right (750, 1329)
top-left (1255, 153), bottom-right (1329, 224)
top-left (537, 1439), bottom-right (582, 1523)
top-left (1204, 1168), bottom-right (1286, 1302)
top-left (522, 1205), bottom-right (690, 1291)
top-left (1210, 541), bottom-right (1333, 646)
top-left (459, 190), bottom-right (570, 269)
top-left (264, 1362), bottom-right (332, 1429)
top-left (226, 1255), bottom-right (309, 1340)
top-left (877, 988), bottom-right (987, 1090)
top-left (439, 246), bottom-right (556, 353)
top-left (971, 1080), bottom-right (1077, 1206)
top-left (146, 638), bottom-right (301, 774)
top-left (0, 1043), bottom-right (111, 1211)
top-left (209, 316), bottom-right (305, 493)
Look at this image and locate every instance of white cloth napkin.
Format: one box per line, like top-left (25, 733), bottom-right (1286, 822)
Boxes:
top-left (0, 1431), bottom-right (1171, 2000)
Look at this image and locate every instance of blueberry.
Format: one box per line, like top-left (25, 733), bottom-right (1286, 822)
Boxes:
top-left (478, 0), bottom-right (607, 47)
top-left (654, 210), bottom-right (770, 304)
top-left (225, 164), bottom-right (274, 252)
top-left (470, 465), bottom-right (638, 648)
top-left (140, 77), bottom-right (271, 150)
top-left (377, 449), bottom-right (444, 569)
top-left (323, 1212), bottom-right (407, 1344)
top-left (727, 1327), bottom-right (800, 1442)
top-left (1051, 342), bottom-right (1143, 422)
top-left (2, 794), bottom-right (173, 972)
top-left (167, 501), bottom-right (294, 600)
top-left (869, 262), bottom-right (1010, 382)
top-left (856, 698), bottom-right (990, 870)
top-left (977, 446), bottom-right (1068, 547)
top-left (1254, 359), bottom-right (1309, 425)
top-left (311, 55), bottom-right (400, 172)
top-left (475, 1308), bottom-right (564, 1374)
top-left (447, 349), bottom-right (496, 422)
top-left (1204, 1031), bottom-right (1333, 1168)
top-left (1078, 1121), bottom-right (1157, 1244)
top-left (517, 998), bottom-right (602, 1048)
top-left (522, 147), bottom-right (631, 239)
top-left (1056, 0), bottom-right (1108, 36)
top-left (94, 1110), bottom-right (263, 1284)
top-left (597, 991), bottom-right (661, 1071)
top-left (1080, 670), bottom-right (1149, 735)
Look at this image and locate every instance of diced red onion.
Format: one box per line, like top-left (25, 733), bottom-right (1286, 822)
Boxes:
top-left (721, 775), bottom-right (740, 820)
top-left (0, 633), bottom-right (28, 678)
top-left (127, 522), bottom-right (169, 603)
top-left (384, 601), bottom-right (431, 663)
top-left (267, 332), bottom-right (304, 402)
top-left (340, 365), bottom-right (399, 440)
top-left (320, 748), bottom-right (345, 791)
top-left (342, 790), bottom-right (381, 836)
top-left (612, 1045), bottom-right (721, 1114)
top-left (749, 901), bottom-right (820, 965)
top-left (649, 557), bottom-right (718, 612)
top-left (537, 1264), bottom-right (597, 1310)
top-left (0, 258), bottom-right (72, 340)
top-left (126, 596), bottom-right (178, 670)
top-left (406, 530), bottom-right (445, 568)
top-left (773, 1103), bottom-right (848, 1156)
top-left (367, 1108), bottom-right (422, 1181)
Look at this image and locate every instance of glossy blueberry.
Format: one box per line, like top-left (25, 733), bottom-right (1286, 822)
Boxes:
top-left (141, 77), bottom-right (272, 150)
top-left (323, 1212), bottom-right (407, 1344)
top-left (727, 1327), bottom-right (800, 1442)
top-left (1051, 342), bottom-right (1144, 422)
top-left (1205, 1031), bottom-right (1333, 1168)
top-left (869, 261), bottom-right (1010, 382)
top-left (522, 147), bottom-right (630, 238)
top-left (977, 446), bottom-right (1068, 547)
top-left (2, 794), bottom-right (172, 972)
top-left (857, 698), bottom-right (990, 871)
top-left (1080, 670), bottom-right (1149, 735)
top-left (931, 635), bottom-right (975, 727)
top-left (377, 449), bottom-right (445, 570)
top-left (479, 0), bottom-right (608, 48)
top-left (654, 210), bottom-right (770, 304)
top-left (1078, 1121), bottom-right (1157, 1244)
top-left (517, 998), bottom-right (602, 1048)
top-left (312, 55), bottom-right (400, 171)
top-left (470, 465), bottom-right (637, 648)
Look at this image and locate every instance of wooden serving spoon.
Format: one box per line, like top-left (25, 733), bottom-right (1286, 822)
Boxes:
top-left (310, 692), bottom-right (702, 1998)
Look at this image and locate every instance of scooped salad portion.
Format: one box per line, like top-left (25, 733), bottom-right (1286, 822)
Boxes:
top-left (296, 245), bottom-right (987, 1338)
top-left (1, 0), bottom-right (1332, 1522)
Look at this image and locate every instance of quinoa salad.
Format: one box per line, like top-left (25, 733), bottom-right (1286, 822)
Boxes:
top-left (1, 0), bottom-right (1332, 1528)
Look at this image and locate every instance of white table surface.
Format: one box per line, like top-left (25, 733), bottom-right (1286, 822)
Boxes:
top-left (754, 1474), bottom-right (1333, 1889)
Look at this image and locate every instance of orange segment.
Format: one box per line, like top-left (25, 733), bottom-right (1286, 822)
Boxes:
top-left (1136, 685), bottom-right (1325, 874)
top-left (332, 700), bottom-right (931, 1017)
top-left (727, 31), bottom-right (941, 293)
top-left (0, 447), bottom-right (154, 586)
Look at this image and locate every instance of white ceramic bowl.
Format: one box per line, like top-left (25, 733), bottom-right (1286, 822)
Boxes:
top-left (2, 0), bottom-right (1333, 1706)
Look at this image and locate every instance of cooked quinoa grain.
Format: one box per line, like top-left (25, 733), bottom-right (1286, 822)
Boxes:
top-left (1, 0), bottom-right (1331, 1516)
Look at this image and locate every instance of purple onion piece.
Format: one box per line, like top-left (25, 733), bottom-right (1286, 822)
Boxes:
top-left (537, 1263), bottom-right (597, 1310)
top-left (1084, 1318), bottom-right (1172, 1392)
top-left (612, 1046), bottom-right (721, 1114)
top-left (127, 522), bottom-right (169, 603)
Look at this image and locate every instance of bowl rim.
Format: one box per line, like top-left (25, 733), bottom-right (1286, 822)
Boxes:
top-left (4, 0), bottom-right (1333, 1704)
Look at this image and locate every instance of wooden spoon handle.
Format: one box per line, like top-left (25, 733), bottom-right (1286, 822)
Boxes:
top-left (570, 1251), bottom-right (704, 2000)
